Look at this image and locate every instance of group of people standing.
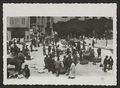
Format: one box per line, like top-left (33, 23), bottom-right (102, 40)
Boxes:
top-left (7, 36), bottom-right (114, 79)
top-left (44, 52), bottom-right (76, 79)
top-left (43, 39), bottom-right (96, 79)
top-left (103, 56), bottom-right (113, 72)
top-left (43, 37), bottom-right (114, 79)
top-left (43, 42), bottom-right (80, 78)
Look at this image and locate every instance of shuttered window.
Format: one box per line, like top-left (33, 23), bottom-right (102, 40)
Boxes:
top-left (22, 18), bottom-right (25, 25)
top-left (10, 17), bottom-right (14, 25)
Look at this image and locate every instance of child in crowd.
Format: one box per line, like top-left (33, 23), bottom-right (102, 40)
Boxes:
top-left (23, 64), bottom-right (30, 79)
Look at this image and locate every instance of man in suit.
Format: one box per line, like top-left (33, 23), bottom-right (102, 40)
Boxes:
top-left (103, 56), bottom-right (108, 72)
top-left (108, 56), bottom-right (113, 70)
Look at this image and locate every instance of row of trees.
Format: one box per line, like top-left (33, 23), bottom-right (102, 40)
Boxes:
top-left (53, 17), bottom-right (113, 39)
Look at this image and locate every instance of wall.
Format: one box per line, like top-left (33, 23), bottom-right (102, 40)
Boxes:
top-left (7, 17), bottom-right (30, 41)
top-left (7, 17), bottom-right (30, 28)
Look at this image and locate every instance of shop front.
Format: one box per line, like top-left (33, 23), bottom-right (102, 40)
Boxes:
top-left (7, 28), bottom-right (30, 42)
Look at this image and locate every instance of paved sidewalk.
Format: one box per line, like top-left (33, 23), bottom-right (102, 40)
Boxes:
top-left (6, 41), bottom-right (115, 85)
top-left (83, 39), bottom-right (113, 53)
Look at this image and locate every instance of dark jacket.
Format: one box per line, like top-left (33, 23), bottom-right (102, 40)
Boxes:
top-left (108, 58), bottom-right (113, 65)
top-left (55, 60), bottom-right (61, 69)
top-left (23, 68), bottom-right (30, 78)
top-left (103, 58), bottom-right (108, 65)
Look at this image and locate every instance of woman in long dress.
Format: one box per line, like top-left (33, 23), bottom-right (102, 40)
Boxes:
top-left (68, 61), bottom-right (76, 79)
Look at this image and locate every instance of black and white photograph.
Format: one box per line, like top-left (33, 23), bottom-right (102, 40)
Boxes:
top-left (3, 4), bottom-right (117, 85)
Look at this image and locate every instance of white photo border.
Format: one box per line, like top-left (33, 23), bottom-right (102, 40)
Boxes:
top-left (3, 3), bottom-right (117, 85)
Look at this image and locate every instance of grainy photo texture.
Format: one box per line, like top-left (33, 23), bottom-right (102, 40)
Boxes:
top-left (3, 4), bottom-right (117, 85)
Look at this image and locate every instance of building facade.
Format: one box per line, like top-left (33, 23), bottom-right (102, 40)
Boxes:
top-left (30, 17), bottom-right (54, 38)
top-left (36, 17), bottom-right (54, 35)
top-left (7, 17), bottom-right (30, 41)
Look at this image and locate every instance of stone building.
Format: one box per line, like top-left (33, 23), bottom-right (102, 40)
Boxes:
top-left (7, 17), bottom-right (30, 41)
top-left (30, 17), bottom-right (54, 38)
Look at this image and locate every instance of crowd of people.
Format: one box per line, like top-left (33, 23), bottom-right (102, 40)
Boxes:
top-left (7, 38), bottom-right (31, 79)
top-left (7, 38), bottom-right (30, 57)
top-left (42, 37), bottom-right (113, 79)
top-left (7, 36), bottom-right (114, 79)
top-left (103, 56), bottom-right (114, 72)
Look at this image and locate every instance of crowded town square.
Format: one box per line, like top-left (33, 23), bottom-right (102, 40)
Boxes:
top-left (5, 16), bottom-right (116, 85)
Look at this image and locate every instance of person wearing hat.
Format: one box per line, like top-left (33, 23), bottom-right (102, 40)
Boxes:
top-left (97, 48), bottom-right (101, 57)
top-left (103, 56), bottom-right (108, 72)
top-left (108, 56), bottom-right (113, 70)
top-left (66, 54), bottom-right (73, 75)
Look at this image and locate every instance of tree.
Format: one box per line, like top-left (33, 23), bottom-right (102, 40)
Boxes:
top-left (53, 17), bottom-right (113, 39)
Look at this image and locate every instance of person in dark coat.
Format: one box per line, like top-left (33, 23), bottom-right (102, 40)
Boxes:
top-left (92, 39), bottom-right (95, 47)
top-left (66, 48), bottom-right (71, 55)
top-left (48, 45), bottom-right (51, 54)
top-left (44, 55), bottom-right (49, 69)
top-left (63, 56), bottom-right (68, 71)
top-left (7, 72), bottom-right (10, 78)
top-left (83, 40), bottom-right (86, 50)
top-left (97, 48), bottom-right (101, 57)
top-left (23, 64), bottom-right (30, 79)
top-left (32, 38), bottom-right (35, 47)
top-left (76, 42), bottom-right (81, 53)
top-left (9, 40), bottom-right (12, 46)
top-left (72, 47), bottom-right (76, 55)
top-left (30, 42), bottom-right (33, 52)
top-left (108, 56), bottom-right (113, 70)
top-left (22, 44), bottom-right (26, 56)
top-left (90, 49), bottom-right (95, 61)
top-left (47, 54), bottom-right (55, 73)
top-left (54, 58), bottom-right (61, 77)
top-left (103, 56), bottom-right (108, 72)
top-left (18, 51), bottom-right (25, 63)
top-left (43, 45), bottom-right (46, 55)
top-left (25, 45), bottom-right (30, 59)
top-left (66, 54), bottom-right (73, 75)
top-left (56, 47), bottom-right (60, 59)
top-left (11, 43), bottom-right (19, 56)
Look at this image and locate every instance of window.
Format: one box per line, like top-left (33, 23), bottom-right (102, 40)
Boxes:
top-left (22, 18), bottom-right (25, 25)
top-left (10, 17), bottom-right (14, 25)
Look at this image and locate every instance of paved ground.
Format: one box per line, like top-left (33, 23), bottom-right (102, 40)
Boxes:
top-left (85, 38), bottom-right (113, 50)
top-left (22, 44), bottom-right (113, 76)
top-left (6, 39), bottom-right (116, 85)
